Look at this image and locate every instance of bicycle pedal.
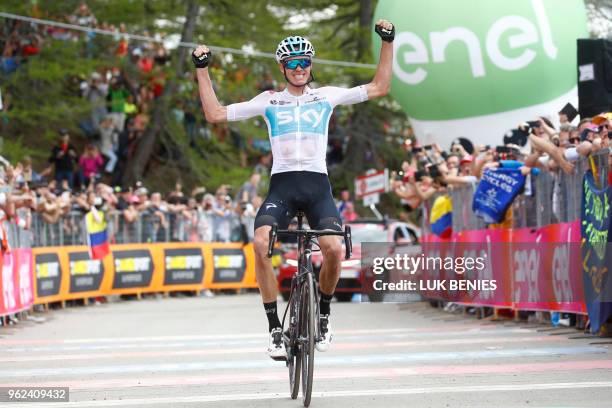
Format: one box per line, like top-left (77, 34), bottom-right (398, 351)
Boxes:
top-left (271, 355), bottom-right (288, 362)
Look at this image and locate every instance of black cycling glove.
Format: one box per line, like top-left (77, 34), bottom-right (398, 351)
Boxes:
top-left (192, 49), bottom-right (211, 69)
top-left (375, 23), bottom-right (395, 43)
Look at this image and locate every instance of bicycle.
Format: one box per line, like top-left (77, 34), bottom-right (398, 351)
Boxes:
top-left (267, 211), bottom-right (352, 407)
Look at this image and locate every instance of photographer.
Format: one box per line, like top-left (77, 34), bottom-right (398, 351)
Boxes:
top-left (47, 130), bottom-right (78, 188)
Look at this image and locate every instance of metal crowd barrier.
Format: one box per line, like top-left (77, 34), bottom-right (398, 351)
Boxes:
top-left (29, 210), bottom-right (256, 247)
top-left (423, 149), bottom-right (610, 233)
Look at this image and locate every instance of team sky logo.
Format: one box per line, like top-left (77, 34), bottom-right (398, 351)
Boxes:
top-left (265, 102), bottom-right (332, 137)
top-left (269, 100), bottom-right (291, 106)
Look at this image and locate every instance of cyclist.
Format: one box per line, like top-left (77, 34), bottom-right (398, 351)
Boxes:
top-left (192, 20), bottom-right (395, 359)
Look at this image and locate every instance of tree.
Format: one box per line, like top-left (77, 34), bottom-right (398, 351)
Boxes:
top-left (125, 0), bottom-right (199, 185)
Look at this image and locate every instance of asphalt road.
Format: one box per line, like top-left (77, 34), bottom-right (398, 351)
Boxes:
top-left (1, 294), bottom-right (611, 407)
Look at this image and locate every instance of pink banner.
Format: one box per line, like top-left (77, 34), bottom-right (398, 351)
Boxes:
top-left (453, 228), bottom-right (513, 308)
top-left (420, 221), bottom-right (586, 314)
top-left (511, 222), bottom-right (586, 313)
top-left (0, 249), bottom-right (34, 317)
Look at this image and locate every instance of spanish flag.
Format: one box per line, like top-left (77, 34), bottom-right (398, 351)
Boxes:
top-left (430, 195), bottom-right (453, 238)
top-left (85, 209), bottom-right (110, 260)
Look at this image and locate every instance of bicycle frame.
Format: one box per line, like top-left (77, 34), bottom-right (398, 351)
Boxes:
top-left (267, 212), bottom-right (352, 406)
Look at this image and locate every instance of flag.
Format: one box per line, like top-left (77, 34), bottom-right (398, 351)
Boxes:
top-left (85, 209), bottom-right (110, 260)
top-left (580, 170), bottom-right (612, 334)
top-left (473, 168), bottom-right (525, 224)
top-left (430, 195), bottom-right (453, 238)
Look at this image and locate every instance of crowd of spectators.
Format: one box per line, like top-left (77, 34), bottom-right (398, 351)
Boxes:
top-left (391, 108), bottom-right (612, 228)
top-left (0, 146), bottom-right (268, 246)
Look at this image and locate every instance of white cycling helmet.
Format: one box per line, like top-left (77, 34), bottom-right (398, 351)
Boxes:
top-left (275, 36), bottom-right (315, 63)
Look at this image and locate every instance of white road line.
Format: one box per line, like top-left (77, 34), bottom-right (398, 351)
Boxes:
top-left (3, 381), bottom-right (612, 407)
top-left (0, 346), bottom-right (606, 378)
top-left (0, 326), bottom-right (498, 345)
top-left (0, 328), bottom-right (533, 353)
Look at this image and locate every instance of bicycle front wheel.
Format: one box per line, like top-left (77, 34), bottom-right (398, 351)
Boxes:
top-left (300, 271), bottom-right (315, 407)
top-left (288, 287), bottom-right (301, 399)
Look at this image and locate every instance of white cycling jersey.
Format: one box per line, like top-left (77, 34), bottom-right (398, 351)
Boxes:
top-left (226, 85), bottom-right (368, 175)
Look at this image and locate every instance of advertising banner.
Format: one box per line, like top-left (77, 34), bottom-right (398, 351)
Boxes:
top-left (31, 242), bottom-right (258, 304)
top-left (212, 248), bottom-right (246, 283)
top-left (453, 228), bottom-right (512, 307)
top-left (580, 171), bottom-right (612, 333)
top-left (0, 249), bottom-right (34, 316)
top-left (112, 249), bottom-right (154, 289)
top-left (416, 221), bottom-right (588, 313)
top-left (163, 247), bottom-right (205, 286)
top-left (373, 0), bottom-right (588, 147)
top-left (68, 251), bottom-right (105, 294)
top-left (35, 252), bottom-right (62, 299)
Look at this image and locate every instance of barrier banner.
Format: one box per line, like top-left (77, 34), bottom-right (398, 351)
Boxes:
top-left (212, 248), bottom-right (246, 283)
top-left (163, 247), bottom-right (204, 285)
top-left (1, 251), bottom-right (17, 314)
top-left (112, 249), bottom-right (154, 289)
top-left (31, 242), bottom-right (257, 304)
top-left (540, 222), bottom-right (586, 314)
top-left (419, 221), bottom-right (587, 313)
top-left (419, 234), bottom-right (453, 301)
top-left (581, 171), bottom-right (612, 333)
top-left (0, 252), bottom-right (3, 315)
top-left (453, 229), bottom-right (512, 308)
top-left (16, 249), bottom-right (34, 312)
top-left (1, 249), bottom-right (34, 316)
top-left (68, 251), bottom-right (105, 293)
top-left (35, 252), bottom-right (62, 298)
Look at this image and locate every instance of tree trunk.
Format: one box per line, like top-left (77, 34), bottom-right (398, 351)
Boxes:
top-left (335, 0), bottom-right (376, 181)
top-left (125, 0), bottom-right (199, 185)
top-left (356, 0), bottom-right (373, 62)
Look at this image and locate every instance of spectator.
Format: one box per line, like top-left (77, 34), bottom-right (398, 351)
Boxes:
top-left (98, 116), bottom-right (118, 173)
top-left (69, 2), bottom-right (97, 27)
top-left (145, 192), bottom-right (168, 242)
top-left (82, 72), bottom-right (108, 132)
top-left (197, 193), bottom-right (215, 242)
top-left (341, 202), bottom-right (359, 222)
top-left (47, 130), bottom-right (78, 188)
top-left (78, 144), bottom-right (104, 187)
top-left (236, 173), bottom-right (261, 205)
top-left (107, 76), bottom-right (130, 131)
top-left (336, 189), bottom-right (352, 214)
top-left (16, 156), bottom-right (42, 185)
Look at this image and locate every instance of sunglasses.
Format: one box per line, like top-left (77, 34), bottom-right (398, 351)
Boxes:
top-left (283, 58), bottom-right (312, 70)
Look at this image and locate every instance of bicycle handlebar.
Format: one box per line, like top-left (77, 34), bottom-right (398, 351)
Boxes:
top-left (267, 223), bottom-right (353, 260)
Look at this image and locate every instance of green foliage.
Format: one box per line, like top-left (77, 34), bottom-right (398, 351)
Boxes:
top-left (1, 0), bottom-right (407, 207)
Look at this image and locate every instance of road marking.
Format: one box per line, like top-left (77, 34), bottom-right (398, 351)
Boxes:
top-left (0, 336), bottom-right (565, 363)
top-left (2, 381), bottom-right (612, 407)
top-left (1, 360), bottom-right (610, 390)
top-left (0, 328), bottom-right (534, 353)
top-left (0, 346), bottom-right (606, 378)
top-left (0, 325), bottom-right (501, 345)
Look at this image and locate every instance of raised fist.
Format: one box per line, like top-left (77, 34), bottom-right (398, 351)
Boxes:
top-left (192, 45), bottom-right (211, 69)
top-left (375, 20), bottom-right (395, 43)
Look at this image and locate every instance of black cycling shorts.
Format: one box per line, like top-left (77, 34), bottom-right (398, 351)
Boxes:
top-left (254, 171), bottom-right (342, 232)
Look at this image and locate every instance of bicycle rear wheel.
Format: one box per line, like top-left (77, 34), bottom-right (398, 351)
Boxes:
top-left (288, 287), bottom-right (301, 399)
top-left (300, 271), bottom-right (315, 407)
